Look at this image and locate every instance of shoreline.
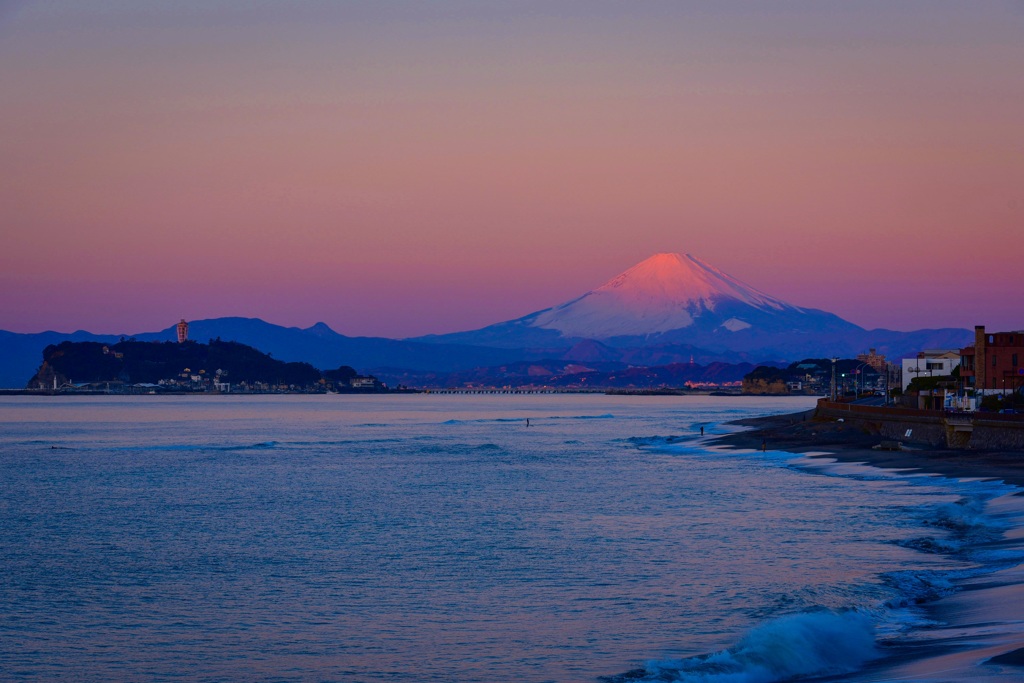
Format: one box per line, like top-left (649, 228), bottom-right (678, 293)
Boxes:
top-left (711, 408), bottom-right (1024, 488)
top-left (712, 408), bottom-right (1024, 679)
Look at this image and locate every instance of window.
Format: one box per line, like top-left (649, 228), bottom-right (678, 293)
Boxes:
top-left (1014, 354), bottom-right (1019, 367)
top-left (993, 354), bottom-right (998, 367)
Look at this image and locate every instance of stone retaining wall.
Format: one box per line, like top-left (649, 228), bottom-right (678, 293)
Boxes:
top-left (971, 420), bottom-right (1024, 450)
top-left (815, 400), bottom-right (1024, 451)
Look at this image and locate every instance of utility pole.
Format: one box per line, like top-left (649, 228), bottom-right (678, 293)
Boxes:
top-left (830, 358), bottom-right (838, 402)
top-left (884, 362), bottom-right (890, 405)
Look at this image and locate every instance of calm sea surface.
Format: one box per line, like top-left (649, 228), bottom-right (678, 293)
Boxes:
top-left (1, 395), bottom-right (1021, 682)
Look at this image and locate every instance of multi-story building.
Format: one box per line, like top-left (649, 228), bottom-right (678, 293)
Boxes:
top-left (901, 350), bottom-right (960, 391)
top-left (855, 348), bottom-right (887, 373)
top-left (960, 325), bottom-right (1024, 395)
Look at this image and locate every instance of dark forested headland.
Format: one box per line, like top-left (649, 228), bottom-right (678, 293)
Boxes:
top-left (26, 339), bottom-right (395, 394)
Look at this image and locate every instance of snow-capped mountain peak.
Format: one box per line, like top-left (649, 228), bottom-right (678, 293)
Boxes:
top-left (594, 253), bottom-right (790, 310)
top-left (529, 252), bottom-right (798, 338)
top-left (411, 252), bottom-right (961, 357)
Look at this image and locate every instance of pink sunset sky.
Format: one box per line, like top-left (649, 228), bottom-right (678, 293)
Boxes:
top-left (2, 1), bottom-right (1022, 338)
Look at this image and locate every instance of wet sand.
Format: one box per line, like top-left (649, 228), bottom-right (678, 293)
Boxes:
top-left (858, 561), bottom-right (1024, 681)
top-left (712, 409), bottom-right (1024, 487)
top-left (713, 409), bottom-right (1024, 679)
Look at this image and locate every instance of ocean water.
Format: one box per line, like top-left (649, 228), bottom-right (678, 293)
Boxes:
top-left (1, 394), bottom-right (1022, 682)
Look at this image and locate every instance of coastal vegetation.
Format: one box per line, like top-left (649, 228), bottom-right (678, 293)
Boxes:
top-left (27, 340), bottom-right (386, 393)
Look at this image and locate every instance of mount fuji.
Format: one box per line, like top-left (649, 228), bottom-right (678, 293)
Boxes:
top-left (526, 252), bottom-right (831, 339)
top-left (414, 253), bottom-right (971, 360)
top-left (0, 254), bottom-right (974, 387)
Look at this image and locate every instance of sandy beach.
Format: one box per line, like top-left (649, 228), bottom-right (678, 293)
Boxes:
top-left (714, 409), bottom-right (1024, 487)
top-left (714, 409), bottom-right (1024, 680)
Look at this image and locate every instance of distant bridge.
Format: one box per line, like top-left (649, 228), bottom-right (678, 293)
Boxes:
top-left (423, 389), bottom-right (603, 395)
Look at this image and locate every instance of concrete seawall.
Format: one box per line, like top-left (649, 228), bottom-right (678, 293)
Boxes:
top-left (816, 400), bottom-right (1024, 451)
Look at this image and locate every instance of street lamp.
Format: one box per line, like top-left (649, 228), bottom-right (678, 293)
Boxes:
top-left (853, 362), bottom-right (871, 397)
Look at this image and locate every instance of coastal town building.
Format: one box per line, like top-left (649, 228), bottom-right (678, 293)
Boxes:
top-left (960, 325), bottom-right (1024, 395)
top-left (914, 387), bottom-right (954, 411)
top-left (176, 319), bottom-right (189, 344)
top-left (855, 348), bottom-right (887, 373)
top-left (901, 350), bottom-right (960, 391)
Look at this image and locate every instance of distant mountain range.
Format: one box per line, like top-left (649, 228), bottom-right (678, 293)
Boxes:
top-left (0, 319), bottom-right (532, 389)
top-left (0, 253), bottom-right (973, 388)
top-left (413, 253), bottom-right (972, 359)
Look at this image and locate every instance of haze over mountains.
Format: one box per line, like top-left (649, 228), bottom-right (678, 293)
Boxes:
top-left (0, 253), bottom-right (972, 387)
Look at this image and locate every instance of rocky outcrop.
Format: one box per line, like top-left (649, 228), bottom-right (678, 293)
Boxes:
top-left (743, 377), bottom-right (789, 395)
top-left (28, 360), bottom-right (66, 390)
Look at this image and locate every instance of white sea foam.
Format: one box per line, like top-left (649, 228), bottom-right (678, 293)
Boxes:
top-left (621, 427), bottom-right (1024, 682)
top-left (881, 570), bottom-right (961, 608)
top-left (926, 496), bottom-right (1000, 537)
top-left (634, 610), bottom-right (876, 683)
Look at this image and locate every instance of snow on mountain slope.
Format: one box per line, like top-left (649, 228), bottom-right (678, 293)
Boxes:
top-left (409, 251), bottom-right (960, 357)
top-left (529, 253), bottom-right (801, 338)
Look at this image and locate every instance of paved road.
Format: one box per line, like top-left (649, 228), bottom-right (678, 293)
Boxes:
top-left (851, 395), bottom-right (887, 406)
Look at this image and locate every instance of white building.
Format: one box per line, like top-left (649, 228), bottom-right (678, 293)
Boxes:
top-left (901, 350), bottom-right (960, 391)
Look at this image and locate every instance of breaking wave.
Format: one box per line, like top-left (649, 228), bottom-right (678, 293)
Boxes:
top-left (881, 569), bottom-right (960, 608)
top-left (601, 435), bottom-right (1024, 683)
top-left (627, 436), bottom-right (686, 448)
top-left (219, 441), bottom-right (278, 451)
top-left (605, 610), bottom-right (876, 683)
top-left (897, 536), bottom-right (962, 554)
top-left (891, 496), bottom-right (1004, 557)
top-left (626, 435), bottom-right (729, 456)
top-left (88, 441), bottom-right (284, 452)
top-left (440, 417), bottom-right (529, 425)
top-left (925, 496), bottom-right (1002, 539)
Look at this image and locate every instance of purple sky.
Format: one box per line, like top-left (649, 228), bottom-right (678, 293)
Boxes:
top-left (2, 1), bottom-right (1022, 337)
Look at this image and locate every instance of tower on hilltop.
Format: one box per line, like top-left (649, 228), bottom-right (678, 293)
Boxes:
top-left (176, 319), bottom-right (189, 344)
